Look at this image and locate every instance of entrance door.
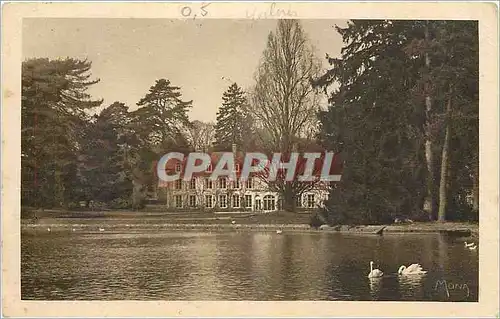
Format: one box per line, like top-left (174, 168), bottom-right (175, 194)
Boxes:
top-left (255, 199), bottom-right (262, 211)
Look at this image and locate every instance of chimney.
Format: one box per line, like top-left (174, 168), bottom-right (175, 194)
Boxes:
top-left (232, 143), bottom-right (237, 154)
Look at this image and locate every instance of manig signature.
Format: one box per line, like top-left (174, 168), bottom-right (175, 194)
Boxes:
top-left (434, 279), bottom-right (470, 299)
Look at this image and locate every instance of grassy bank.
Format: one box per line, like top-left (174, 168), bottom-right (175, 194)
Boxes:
top-left (21, 208), bottom-right (478, 237)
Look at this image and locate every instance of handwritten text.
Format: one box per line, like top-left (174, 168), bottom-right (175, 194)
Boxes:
top-left (180, 3), bottom-right (211, 20)
top-left (246, 3), bottom-right (298, 20)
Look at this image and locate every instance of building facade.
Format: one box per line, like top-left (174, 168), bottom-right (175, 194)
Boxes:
top-left (156, 151), bottom-right (331, 212)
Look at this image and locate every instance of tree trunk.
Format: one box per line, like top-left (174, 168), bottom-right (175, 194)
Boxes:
top-left (282, 182), bottom-right (296, 212)
top-left (132, 179), bottom-right (144, 209)
top-left (423, 22), bottom-right (436, 221)
top-left (424, 137), bottom-right (436, 220)
top-left (472, 163), bottom-right (479, 213)
top-left (131, 168), bottom-right (145, 209)
top-left (54, 168), bottom-right (65, 207)
top-left (438, 89), bottom-right (453, 222)
top-left (424, 110), bottom-right (437, 216)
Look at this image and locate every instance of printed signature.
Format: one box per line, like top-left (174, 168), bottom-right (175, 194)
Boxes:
top-left (434, 279), bottom-right (470, 299)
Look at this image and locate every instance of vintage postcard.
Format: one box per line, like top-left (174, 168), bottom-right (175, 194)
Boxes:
top-left (1, 1), bottom-right (499, 317)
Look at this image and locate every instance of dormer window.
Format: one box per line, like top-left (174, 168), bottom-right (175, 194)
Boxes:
top-left (175, 179), bottom-right (182, 190)
top-left (246, 178), bottom-right (253, 189)
top-left (207, 164), bottom-right (213, 172)
top-left (175, 163), bottom-right (182, 172)
top-left (235, 163), bottom-right (240, 172)
top-left (206, 178), bottom-right (213, 189)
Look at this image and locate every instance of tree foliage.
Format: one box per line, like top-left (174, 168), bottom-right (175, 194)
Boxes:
top-left (133, 79), bottom-right (192, 146)
top-left (214, 83), bottom-right (252, 151)
top-left (314, 20), bottom-right (478, 224)
top-left (21, 58), bottom-right (103, 207)
top-left (78, 102), bottom-right (133, 204)
top-left (187, 120), bottom-right (215, 151)
top-left (21, 60), bottom-right (195, 210)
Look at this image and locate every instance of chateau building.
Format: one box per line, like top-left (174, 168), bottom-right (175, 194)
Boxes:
top-left (156, 147), bottom-right (333, 212)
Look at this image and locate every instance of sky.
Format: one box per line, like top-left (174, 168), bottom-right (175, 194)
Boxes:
top-left (23, 18), bottom-right (346, 122)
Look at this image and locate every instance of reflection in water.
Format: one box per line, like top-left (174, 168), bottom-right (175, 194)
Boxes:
top-left (368, 277), bottom-right (382, 299)
top-left (437, 233), bottom-right (449, 272)
top-left (397, 274), bottom-right (426, 299)
top-left (21, 231), bottom-right (478, 301)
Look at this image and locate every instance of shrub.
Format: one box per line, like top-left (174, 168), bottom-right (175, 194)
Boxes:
top-left (109, 198), bottom-right (132, 209)
top-left (309, 211), bottom-right (327, 229)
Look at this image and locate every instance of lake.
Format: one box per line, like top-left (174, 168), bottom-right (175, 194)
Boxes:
top-left (21, 230), bottom-right (478, 301)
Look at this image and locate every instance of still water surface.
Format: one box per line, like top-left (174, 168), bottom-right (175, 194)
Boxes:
top-left (21, 230), bottom-right (478, 301)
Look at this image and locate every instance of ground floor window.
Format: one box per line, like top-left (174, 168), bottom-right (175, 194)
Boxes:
top-left (263, 195), bottom-right (276, 211)
top-left (245, 195), bottom-right (252, 208)
top-left (307, 194), bottom-right (315, 208)
top-left (175, 195), bottom-right (182, 208)
top-left (205, 195), bottom-right (213, 208)
top-left (232, 195), bottom-right (240, 208)
top-left (189, 195), bottom-right (196, 207)
top-left (219, 194), bottom-right (227, 208)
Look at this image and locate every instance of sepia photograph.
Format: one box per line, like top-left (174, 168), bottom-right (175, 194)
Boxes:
top-left (2, 1), bottom-right (499, 317)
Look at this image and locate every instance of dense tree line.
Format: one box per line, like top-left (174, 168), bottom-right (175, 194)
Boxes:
top-left (313, 20), bottom-right (478, 224)
top-left (22, 60), bottom-right (194, 209)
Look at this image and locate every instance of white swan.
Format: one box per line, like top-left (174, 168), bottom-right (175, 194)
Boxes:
top-left (276, 229), bottom-right (283, 234)
top-left (368, 261), bottom-right (383, 278)
top-left (398, 263), bottom-right (427, 275)
top-left (464, 241), bottom-right (475, 248)
top-left (231, 220), bottom-right (236, 224)
top-left (468, 244), bottom-right (477, 250)
top-left (47, 227), bottom-right (51, 232)
top-left (99, 227), bottom-right (105, 232)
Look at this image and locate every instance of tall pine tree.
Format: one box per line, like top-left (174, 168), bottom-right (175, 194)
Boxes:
top-left (133, 78), bottom-right (192, 148)
top-left (315, 20), bottom-right (428, 224)
top-left (214, 83), bottom-right (248, 151)
top-left (315, 20), bottom-right (478, 224)
top-left (21, 58), bottom-right (102, 207)
top-left (130, 79), bottom-right (193, 208)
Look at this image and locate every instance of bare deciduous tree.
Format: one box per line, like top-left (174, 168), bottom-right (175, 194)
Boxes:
top-left (249, 19), bottom-right (325, 212)
top-left (186, 120), bottom-right (215, 151)
top-left (250, 19), bottom-right (322, 153)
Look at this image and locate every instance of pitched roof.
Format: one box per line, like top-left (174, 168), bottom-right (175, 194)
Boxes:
top-left (154, 151), bottom-right (343, 182)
